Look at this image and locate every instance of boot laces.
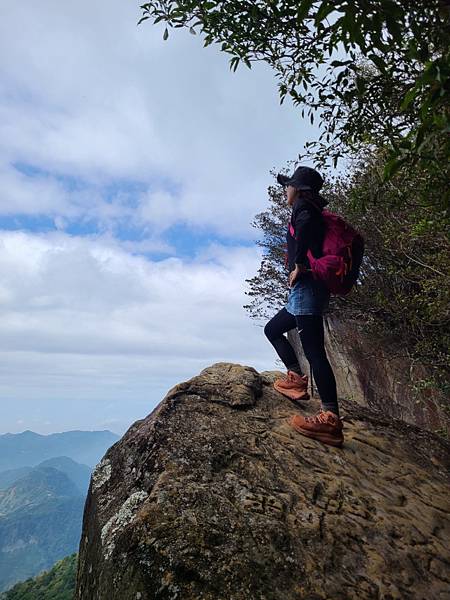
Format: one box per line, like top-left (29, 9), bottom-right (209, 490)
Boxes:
top-left (305, 411), bottom-right (331, 425)
top-left (287, 371), bottom-right (302, 383)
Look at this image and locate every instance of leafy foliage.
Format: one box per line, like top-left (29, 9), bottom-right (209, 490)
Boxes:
top-left (138, 1), bottom-right (450, 182)
top-left (0, 554), bottom-right (77, 600)
top-left (243, 169), bottom-right (291, 320)
top-left (330, 152), bottom-right (449, 389)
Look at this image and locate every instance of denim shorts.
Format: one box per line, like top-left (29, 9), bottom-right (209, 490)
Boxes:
top-left (285, 274), bottom-right (330, 316)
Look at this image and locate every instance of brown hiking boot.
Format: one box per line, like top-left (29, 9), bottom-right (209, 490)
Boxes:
top-left (289, 410), bottom-right (344, 448)
top-left (273, 371), bottom-right (310, 401)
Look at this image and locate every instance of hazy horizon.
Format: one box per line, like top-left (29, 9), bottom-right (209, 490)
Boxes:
top-left (0, 427), bottom-right (122, 436)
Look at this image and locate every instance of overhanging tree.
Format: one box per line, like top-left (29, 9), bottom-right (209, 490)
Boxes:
top-left (138, 1), bottom-right (450, 200)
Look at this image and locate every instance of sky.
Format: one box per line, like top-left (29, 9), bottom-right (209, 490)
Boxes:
top-left (0, 1), bottom-right (320, 436)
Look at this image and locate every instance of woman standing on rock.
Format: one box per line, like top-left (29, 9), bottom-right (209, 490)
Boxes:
top-left (264, 166), bottom-right (344, 448)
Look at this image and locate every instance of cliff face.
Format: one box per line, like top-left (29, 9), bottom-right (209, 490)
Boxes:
top-left (289, 316), bottom-right (449, 436)
top-left (76, 363), bottom-right (450, 600)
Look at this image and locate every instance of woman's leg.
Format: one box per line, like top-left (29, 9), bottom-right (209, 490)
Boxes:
top-left (295, 315), bottom-right (339, 416)
top-left (264, 308), bottom-right (303, 374)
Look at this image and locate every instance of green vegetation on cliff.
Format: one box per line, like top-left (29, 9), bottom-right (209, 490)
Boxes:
top-left (0, 554), bottom-right (77, 600)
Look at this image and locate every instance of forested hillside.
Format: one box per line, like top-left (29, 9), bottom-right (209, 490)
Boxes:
top-left (0, 432), bottom-right (118, 591)
top-left (0, 554), bottom-right (76, 600)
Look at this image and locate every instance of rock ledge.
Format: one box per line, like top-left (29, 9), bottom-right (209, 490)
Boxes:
top-left (76, 363), bottom-right (450, 600)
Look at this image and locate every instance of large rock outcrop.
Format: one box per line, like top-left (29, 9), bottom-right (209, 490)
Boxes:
top-left (76, 363), bottom-right (450, 600)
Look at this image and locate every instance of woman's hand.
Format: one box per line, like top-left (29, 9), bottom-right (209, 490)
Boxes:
top-left (289, 264), bottom-right (308, 287)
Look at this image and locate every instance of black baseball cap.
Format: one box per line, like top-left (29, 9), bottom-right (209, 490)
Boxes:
top-left (277, 166), bottom-right (324, 192)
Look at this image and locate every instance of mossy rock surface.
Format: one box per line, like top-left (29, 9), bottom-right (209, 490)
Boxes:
top-left (76, 363), bottom-right (450, 600)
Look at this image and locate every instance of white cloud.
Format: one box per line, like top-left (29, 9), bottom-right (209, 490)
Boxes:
top-left (0, 231), bottom-right (281, 433)
top-left (0, 1), bottom-right (310, 434)
top-left (0, 164), bottom-right (71, 215)
top-left (0, 0), bottom-right (319, 237)
top-left (137, 188), bottom-right (180, 231)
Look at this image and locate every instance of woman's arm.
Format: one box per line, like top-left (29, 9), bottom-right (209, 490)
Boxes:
top-left (289, 263), bottom-right (309, 287)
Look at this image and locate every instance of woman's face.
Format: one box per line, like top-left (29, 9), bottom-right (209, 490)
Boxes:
top-left (286, 185), bottom-right (298, 206)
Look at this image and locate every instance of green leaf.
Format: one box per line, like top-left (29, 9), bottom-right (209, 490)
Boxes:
top-left (330, 60), bottom-right (353, 67)
top-left (383, 156), bottom-right (408, 180)
top-left (229, 56), bottom-right (240, 72)
top-left (315, 1), bottom-right (335, 25)
top-left (163, 27), bottom-right (169, 40)
top-left (400, 87), bottom-right (418, 111)
top-left (386, 16), bottom-right (402, 41)
top-left (355, 76), bottom-right (365, 95)
top-left (368, 53), bottom-right (386, 72)
top-left (297, 0), bottom-right (315, 22)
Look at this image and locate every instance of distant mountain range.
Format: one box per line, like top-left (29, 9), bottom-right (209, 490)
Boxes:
top-left (0, 429), bottom-right (119, 592)
top-left (0, 457), bottom-right (92, 496)
top-left (0, 429), bottom-right (119, 471)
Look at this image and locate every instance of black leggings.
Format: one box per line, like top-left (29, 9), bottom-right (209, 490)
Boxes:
top-left (264, 308), bottom-right (339, 416)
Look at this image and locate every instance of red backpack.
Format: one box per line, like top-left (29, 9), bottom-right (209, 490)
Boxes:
top-left (288, 210), bottom-right (365, 295)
